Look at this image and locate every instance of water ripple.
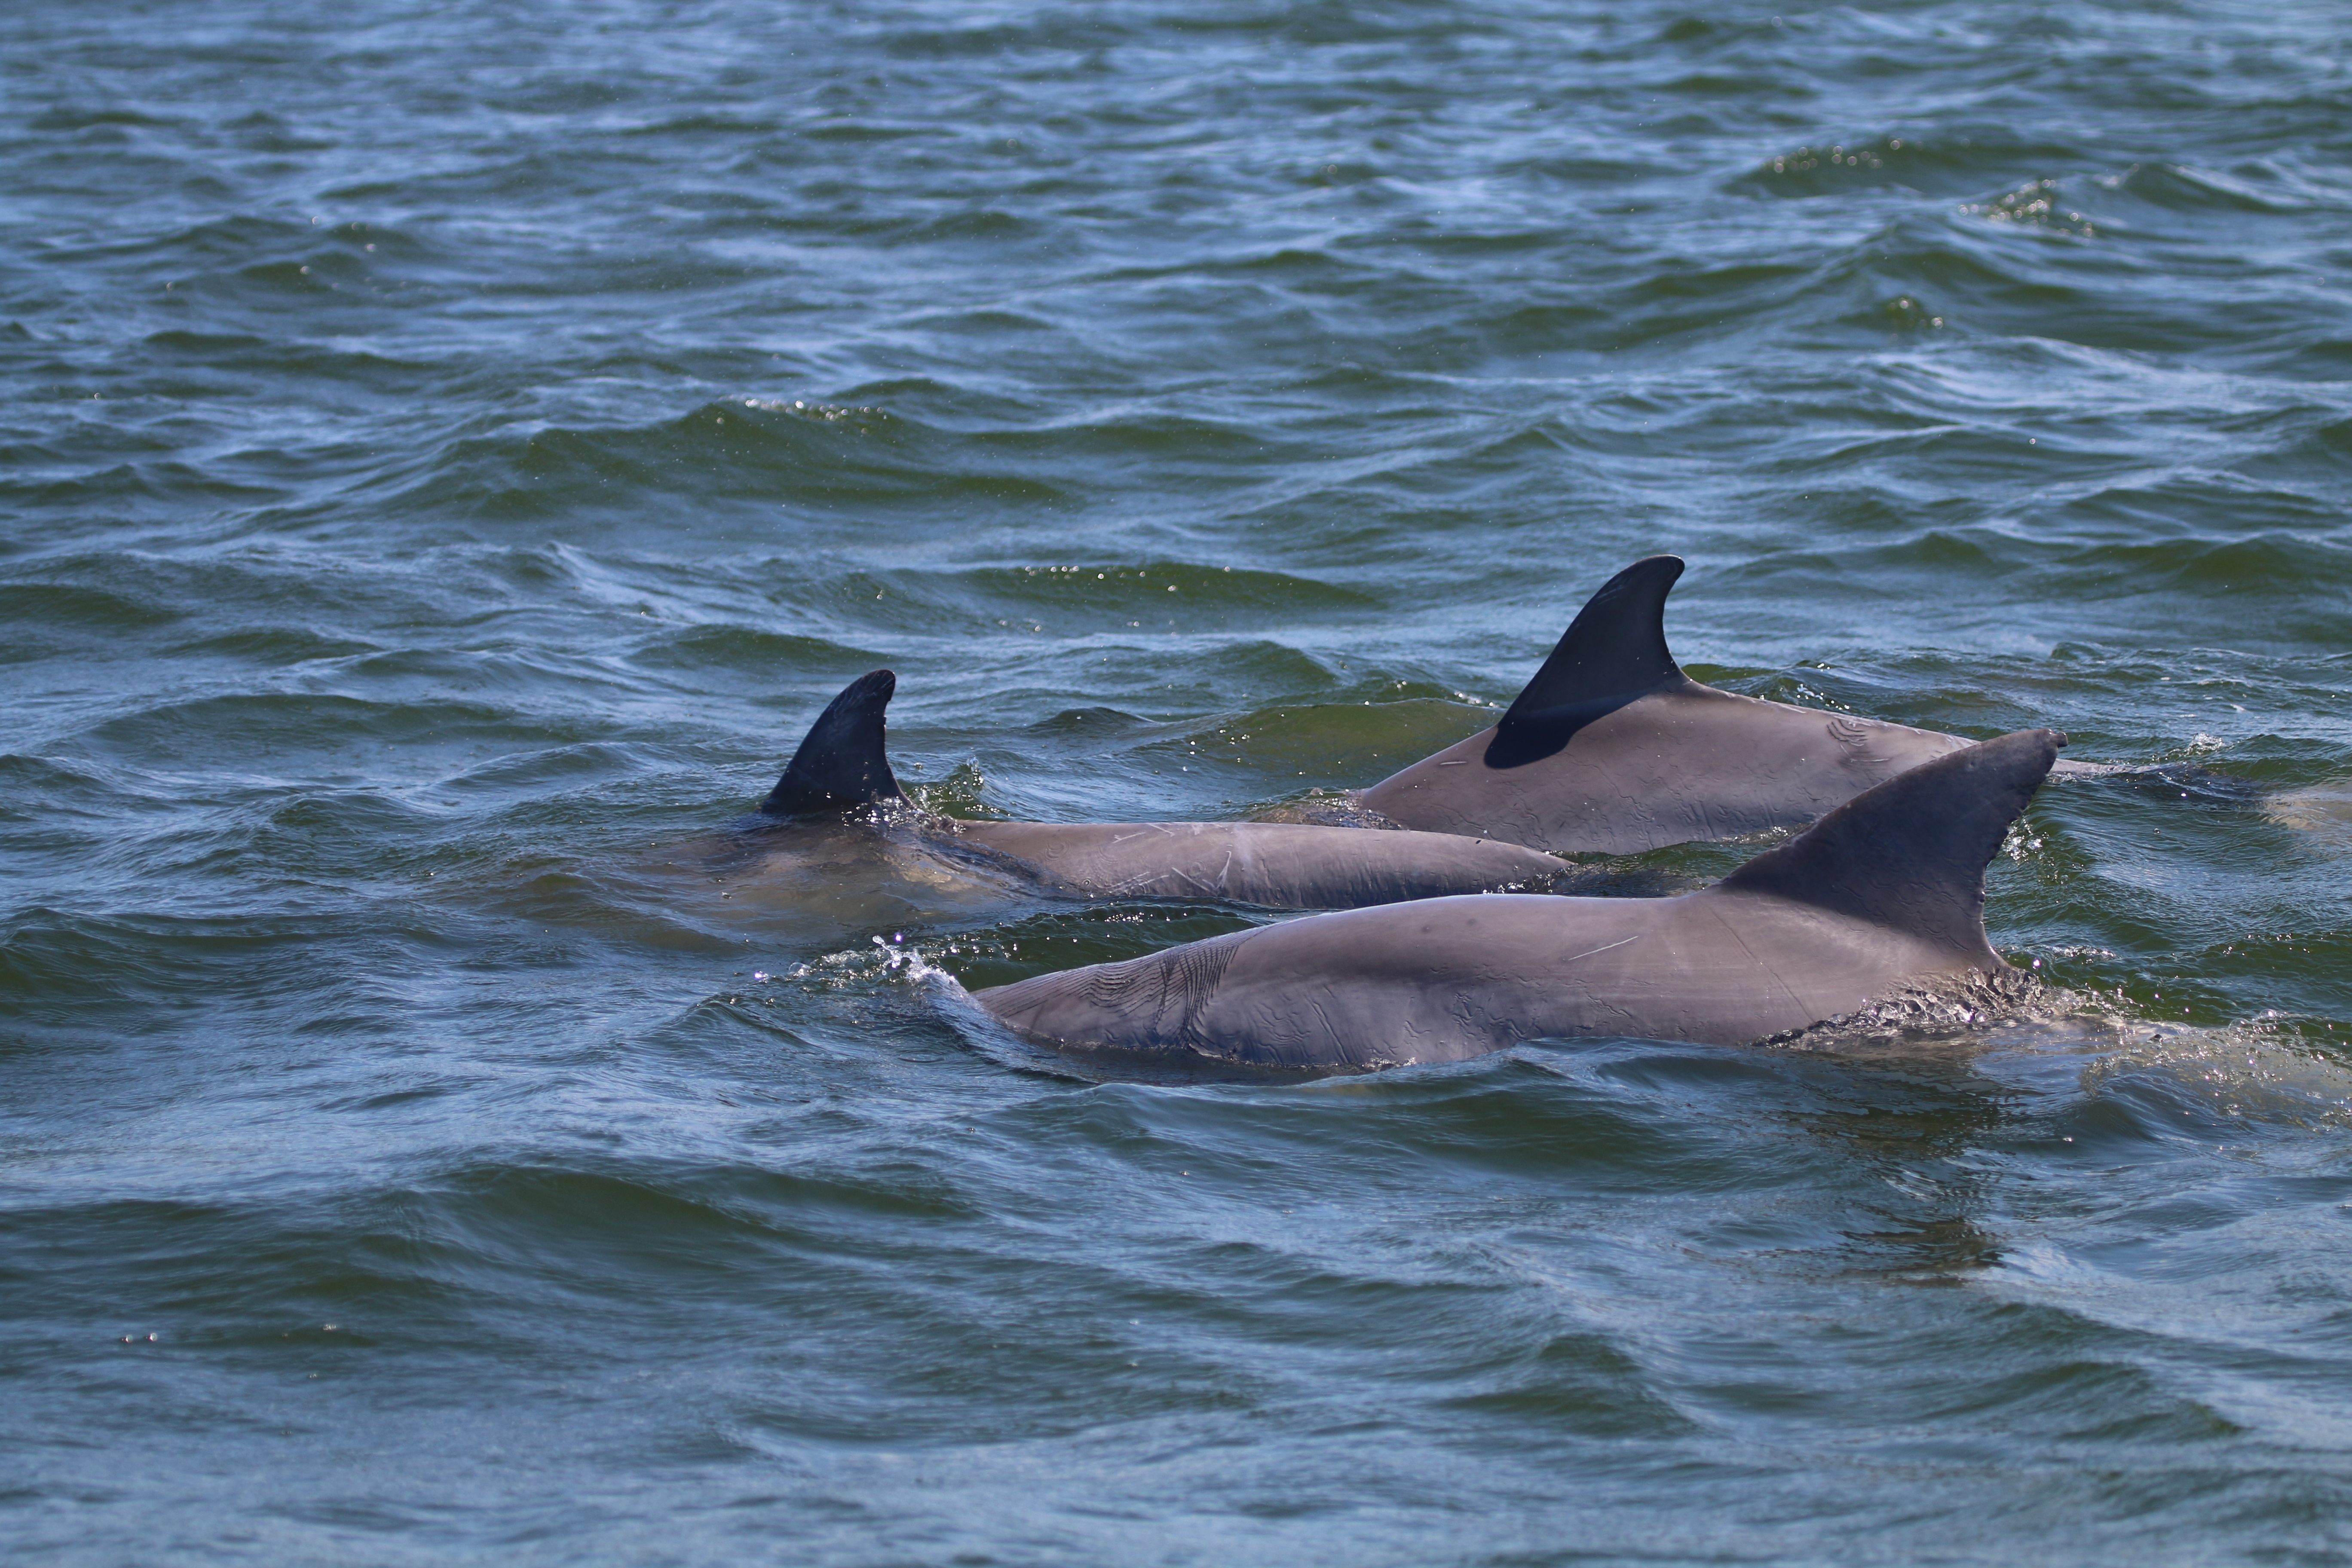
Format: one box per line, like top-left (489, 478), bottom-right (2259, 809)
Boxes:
top-left (7, 0), bottom-right (2352, 1561)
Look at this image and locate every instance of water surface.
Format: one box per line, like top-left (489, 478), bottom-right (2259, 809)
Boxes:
top-left (7, 1), bottom-right (2352, 1561)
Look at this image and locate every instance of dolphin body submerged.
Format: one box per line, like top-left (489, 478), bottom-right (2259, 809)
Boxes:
top-left (976, 729), bottom-right (2064, 1072)
top-left (733, 670), bottom-right (1565, 910)
top-left (1351, 556), bottom-right (2097, 855)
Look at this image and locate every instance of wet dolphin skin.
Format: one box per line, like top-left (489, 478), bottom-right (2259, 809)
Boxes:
top-left (742, 669), bottom-right (1565, 910)
top-left (981, 730), bottom-right (2064, 1071)
top-left (1355, 557), bottom-right (2095, 854)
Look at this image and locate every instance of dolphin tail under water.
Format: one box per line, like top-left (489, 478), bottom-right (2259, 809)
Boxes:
top-left (975, 729), bottom-right (2066, 1072)
top-left (759, 668), bottom-right (909, 818)
top-left (1351, 555), bottom-right (2098, 855)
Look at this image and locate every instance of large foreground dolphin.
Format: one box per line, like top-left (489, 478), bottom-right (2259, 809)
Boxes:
top-left (976, 729), bottom-right (2063, 1072)
top-left (1350, 555), bottom-right (2094, 854)
top-left (730, 670), bottom-right (1565, 910)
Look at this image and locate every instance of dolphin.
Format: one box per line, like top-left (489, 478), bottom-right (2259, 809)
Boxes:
top-left (1349, 555), bottom-right (2096, 854)
top-left (975, 728), bottom-right (2064, 1072)
top-left (725, 670), bottom-right (1568, 910)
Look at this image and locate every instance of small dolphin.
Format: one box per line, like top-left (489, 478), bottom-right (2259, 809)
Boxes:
top-left (976, 728), bottom-right (2064, 1072)
top-left (1351, 555), bottom-right (2096, 854)
top-left (729, 670), bottom-right (1565, 910)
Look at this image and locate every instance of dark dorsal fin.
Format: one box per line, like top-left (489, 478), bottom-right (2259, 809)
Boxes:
top-left (1485, 555), bottom-right (1687, 769)
top-left (760, 669), bottom-right (906, 817)
top-left (1716, 729), bottom-right (2065, 960)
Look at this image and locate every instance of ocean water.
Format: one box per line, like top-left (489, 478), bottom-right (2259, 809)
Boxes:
top-left (7, 0), bottom-right (2352, 1561)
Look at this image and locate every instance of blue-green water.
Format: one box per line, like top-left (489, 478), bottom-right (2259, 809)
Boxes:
top-left (9, 1), bottom-right (2352, 1561)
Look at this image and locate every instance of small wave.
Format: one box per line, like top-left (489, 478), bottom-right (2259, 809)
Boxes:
top-left (900, 208), bottom-right (1040, 244)
top-left (1737, 132), bottom-right (2089, 198)
top-left (946, 562), bottom-right (1374, 631)
top-left (0, 581), bottom-right (180, 634)
top-left (917, 959), bottom-right (1088, 1081)
top-left (1961, 178), bottom-right (2098, 238)
top-left (929, 903), bottom-right (1262, 994)
top-left (0, 906), bottom-right (387, 1025)
top-left (79, 691), bottom-right (591, 783)
top-left (1771, 968), bottom-right (2065, 1056)
top-left (2080, 1016), bottom-right (2352, 1135)
top-left (49, 211), bottom-right (314, 266)
top-left (2266, 781), bottom-right (2352, 843)
top-left (163, 626), bottom-right (380, 665)
top-left (395, 398), bottom-right (1066, 523)
top-left (1746, 135), bottom-right (1922, 191)
top-left (27, 107), bottom-right (181, 133)
top-left (627, 625), bottom-right (879, 679)
top-left (143, 327), bottom-right (439, 386)
top-left (897, 306), bottom-right (1059, 337)
top-left (616, 112), bottom-right (783, 138)
top-left (880, 17), bottom-right (1134, 59)
top-left (2062, 534), bottom-right (2352, 605)
top-left (1157, 697), bottom-right (1488, 781)
top-left (2109, 160), bottom-right (2311, 216)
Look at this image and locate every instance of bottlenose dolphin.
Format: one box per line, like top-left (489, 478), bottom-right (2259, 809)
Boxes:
top-left (976, 728), bottom-right (2063, 1072)
top-left (1351, 556), bottom-right (2094, 854)
top-left (730, 670), bottom-right (1566, 910)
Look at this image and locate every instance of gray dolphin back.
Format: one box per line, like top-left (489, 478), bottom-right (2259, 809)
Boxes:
top-left (1485, 554), bottom-right (1690, 768)
top-left (977, 728), bottom-right (2067, 1069)
top-left (744, 672), bottom-right (1556, 910)
top-left (1714, 727), bottom-right (2064, 962)
top-left (952, 819), bottom-right (1562, 907)
top-left (760, 669), bottom-right (908, 817)
top-left (1352, 556), bottom-right (1978, 853)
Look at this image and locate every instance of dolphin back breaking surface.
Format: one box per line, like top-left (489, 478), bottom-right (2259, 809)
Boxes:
top-left (976, 729), bottom-right (2066, 1072)
top-left (739, 669), bottom-right (1567, 911)
top-left (1351, 556), bottom-right (1979, 853)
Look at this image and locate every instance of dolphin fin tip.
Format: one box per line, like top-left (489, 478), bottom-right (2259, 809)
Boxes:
top-left (760, 668), bottom-right (906, 817)
top-left (1718, 728), bottom-right (2063, 957)
top-left (1485, 554), bottom-right (1687, 769)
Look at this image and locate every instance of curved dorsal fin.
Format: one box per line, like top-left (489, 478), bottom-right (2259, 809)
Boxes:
top-left (1484, 555), bottom-right (1686, 769)
top-left (1715, 729), bottom-right (2064, 959)
top-left (760, 669), bottom-right (907, 817)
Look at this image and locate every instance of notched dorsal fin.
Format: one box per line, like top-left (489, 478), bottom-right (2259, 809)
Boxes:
top-left (1717, 729), bottom-right (2065, 961)
top-left (760, 669), bottom-right (907, 817)
top-left (1485, 554), bottom-right (1687, 769)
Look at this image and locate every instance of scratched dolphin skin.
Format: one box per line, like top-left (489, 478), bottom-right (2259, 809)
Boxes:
top-left (741, 670), bottom-right (1565, 910)
top-left (977, 729), bottom-right (2064, 1072)
top-left (1353, 556), bottom-right (2095, 854)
